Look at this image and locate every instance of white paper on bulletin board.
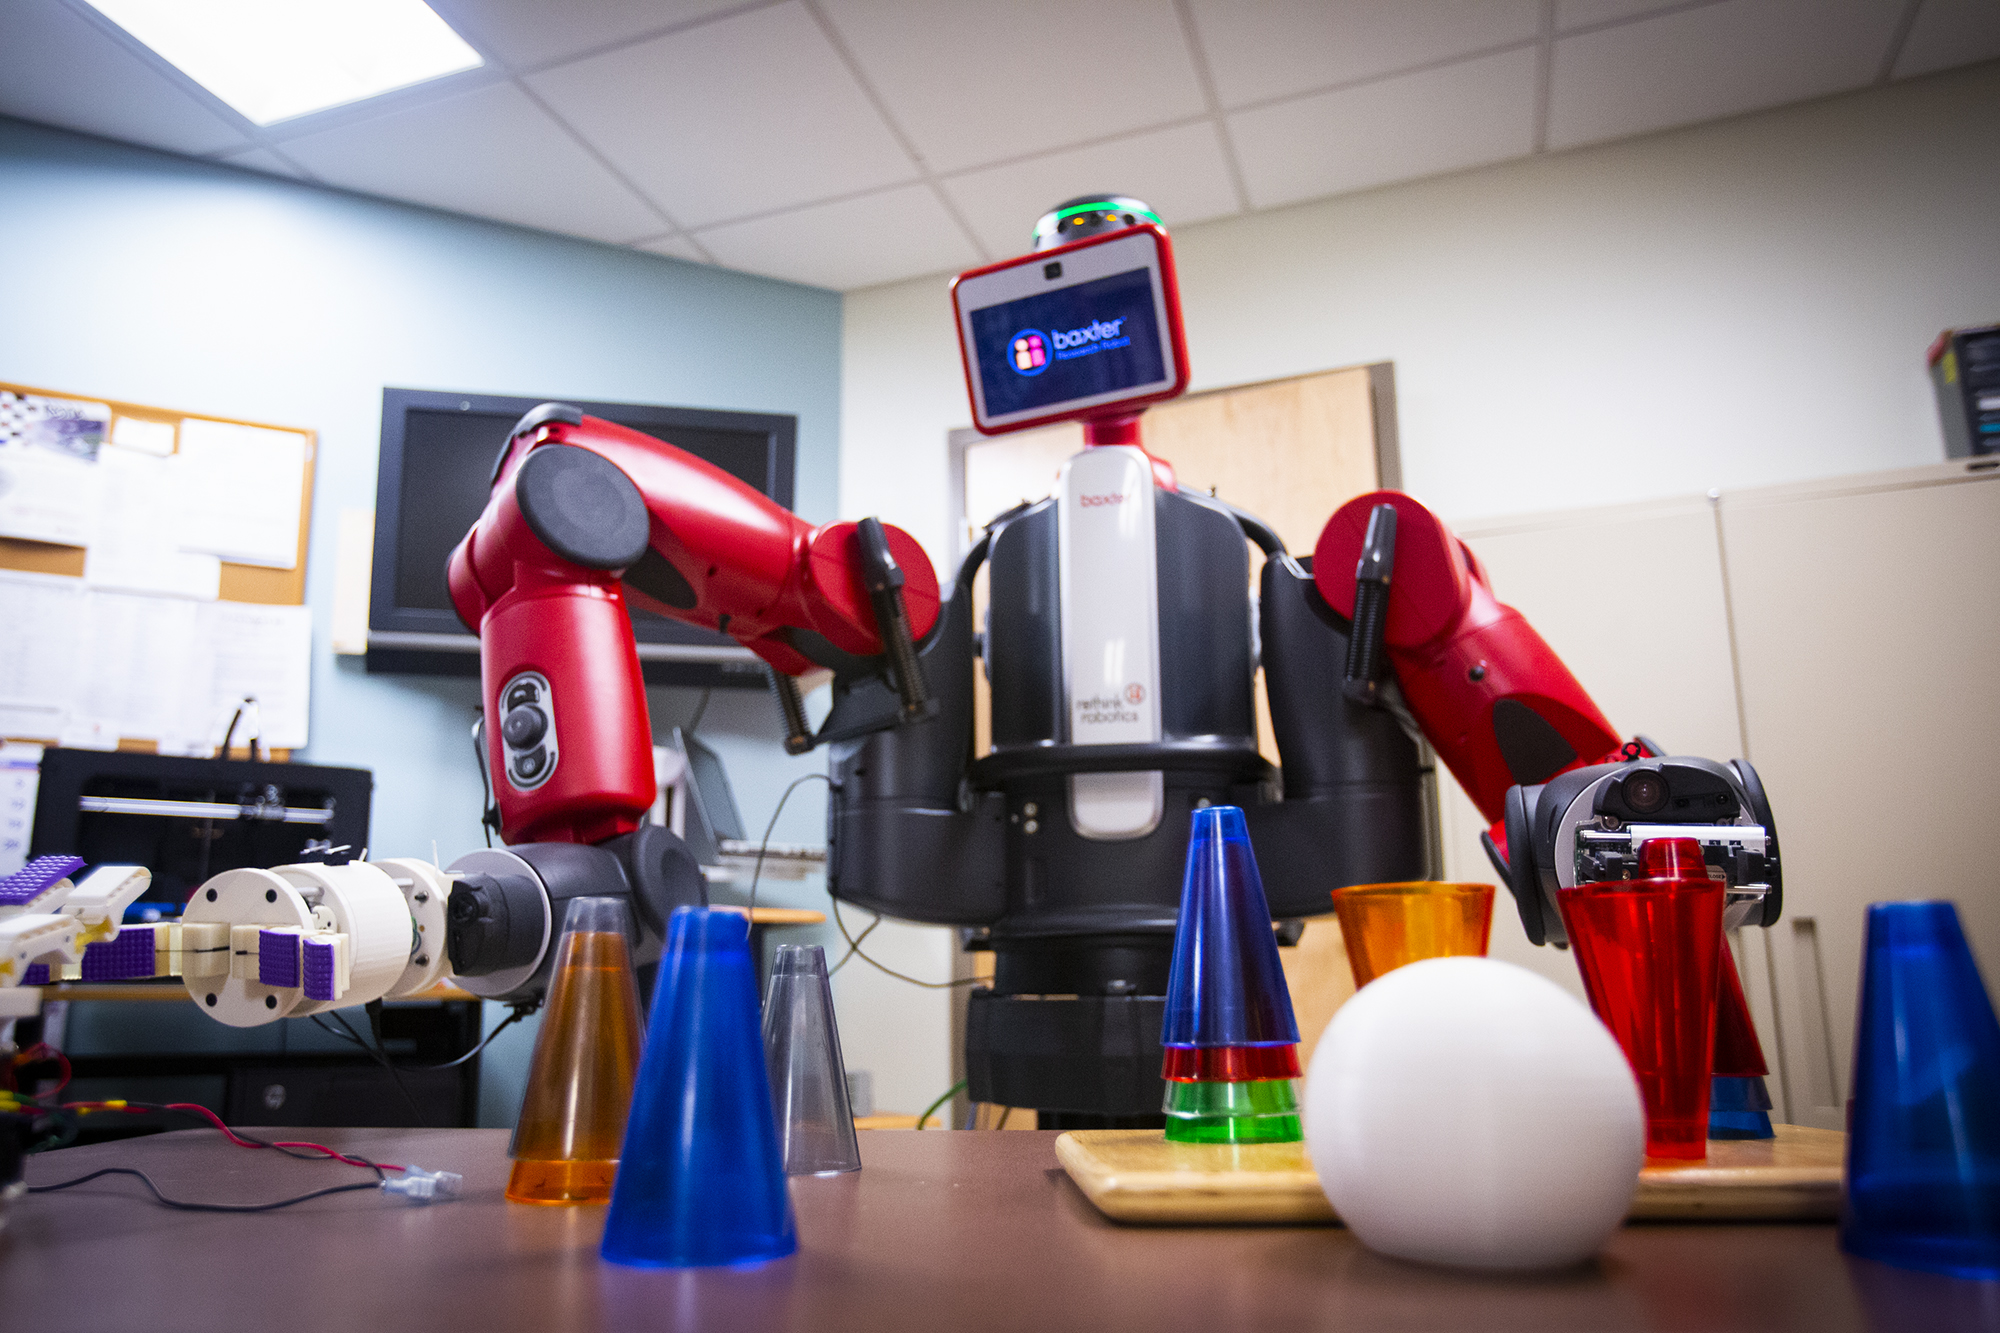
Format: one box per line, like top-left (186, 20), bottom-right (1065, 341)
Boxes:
top-left (0, 574), bottom-right (311, 750)
top-left (84, 447), bottom-right (222, 599)
top-left (174, 418), bottom-right (307, 569)
top-left (71, 590), bottom-right (202, 742)
top-left (188, 601), bottom-right (313, 750)
top-left (0, 570), bottom-right (85, 738)
top-left (0, 444), bottom-right (102, 547)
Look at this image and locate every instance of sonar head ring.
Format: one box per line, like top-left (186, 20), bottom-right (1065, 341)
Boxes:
top-left (1032, 194), bottom-right (1162, 251)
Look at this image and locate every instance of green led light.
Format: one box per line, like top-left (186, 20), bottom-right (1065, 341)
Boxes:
top-left (1054, 202), bottom-right (1161, 226)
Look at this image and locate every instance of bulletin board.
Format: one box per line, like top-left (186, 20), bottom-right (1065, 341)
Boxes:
top-left (0, 379), bottom-right (316, 756)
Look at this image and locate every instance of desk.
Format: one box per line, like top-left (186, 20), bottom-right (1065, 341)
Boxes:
top-left (7, 1128), bottom-right (1991, 1331)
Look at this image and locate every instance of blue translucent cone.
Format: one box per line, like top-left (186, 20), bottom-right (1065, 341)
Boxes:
top-left (1841, 901), bottom-right (2000, 1279)
top-left (601, 908), bottom-right (797, 1268)
top-left (1162, 806), bottom-right (1302, 1144)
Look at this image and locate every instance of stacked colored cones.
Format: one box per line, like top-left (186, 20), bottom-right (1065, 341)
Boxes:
top-left (506, 897), bottom-right (644, 1205)
top-left (601, 908), bottom-right (796, 1268)
top-left (763, 944), bottom-right (862, 1176)
top-left (1160, 806), bottom-right (1302, 1144)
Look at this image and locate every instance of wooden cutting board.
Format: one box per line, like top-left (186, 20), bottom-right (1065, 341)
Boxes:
top-left (1055, 1124), bottom-right (1845, 1226)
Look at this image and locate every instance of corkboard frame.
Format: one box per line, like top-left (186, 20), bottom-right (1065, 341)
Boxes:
top-left (0, 379), bottom-right (316, 755)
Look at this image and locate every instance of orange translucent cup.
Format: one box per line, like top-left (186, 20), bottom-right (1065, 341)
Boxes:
top-left (1330, 882), bottom-right (1496, 989)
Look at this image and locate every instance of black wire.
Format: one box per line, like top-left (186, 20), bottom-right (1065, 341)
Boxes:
top-left (827, 914), bottom-right (880, 976)
top-left (746, 772), bottom-right (830, 917)
top-left (471, 714), bottom-right (497, 848)
top-left (28, 1166), bottom-right (379, 1213)
top-left (684, 687), bottom-right (711, 736)
top-left (308, 1012), bottom-right (367, 1049)
top-left (334, 1007), bottom-right (426, 1128)
top-left (312, 1002), bottom-right (534, 1072)
top-left (828, 898), bottom-right (988, 990)
top-left (416, 1003), bottom-right (533, 1071)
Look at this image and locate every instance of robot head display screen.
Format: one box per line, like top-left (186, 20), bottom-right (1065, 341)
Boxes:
top-left (954, 222), bottom-right (1185, 433)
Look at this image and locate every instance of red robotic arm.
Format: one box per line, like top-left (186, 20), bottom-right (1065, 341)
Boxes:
top-left (448, 405), bottom-right (938, 846)
top-left (1313, 491), bottom-right (1638, 847)
top-left (1313, 490), bottom-right (1773, 1099)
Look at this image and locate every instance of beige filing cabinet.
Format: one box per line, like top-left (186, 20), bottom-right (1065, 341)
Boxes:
top-left (1440, 459), bottom-right (2000, 1128)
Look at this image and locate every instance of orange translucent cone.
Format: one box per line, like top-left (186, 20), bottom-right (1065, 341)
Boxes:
top-left (506, 898), bottom-right (645, 1205)
top-left (1331, 882), bottom-right (1495, 989)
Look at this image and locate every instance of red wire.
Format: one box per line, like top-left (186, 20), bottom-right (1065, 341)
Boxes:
top-left (161, 1103), bottom-right (406, 1172)
top-left (57, 1100), bottom-right (404, 1173)
top-left (13, 1043), bottom-right (72, 1098)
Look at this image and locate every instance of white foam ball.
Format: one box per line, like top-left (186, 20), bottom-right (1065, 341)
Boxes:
top-left (1304, 956), bottom-right (1644, 1271)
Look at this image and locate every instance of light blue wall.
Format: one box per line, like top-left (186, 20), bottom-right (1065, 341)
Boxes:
top-left (0, 116), bottom-right (841, 1122)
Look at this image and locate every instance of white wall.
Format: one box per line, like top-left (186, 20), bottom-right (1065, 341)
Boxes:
top-left (837, 60), bottom-right (2000, 1112)
top-left (843, 59), bottom-right (2000, 556)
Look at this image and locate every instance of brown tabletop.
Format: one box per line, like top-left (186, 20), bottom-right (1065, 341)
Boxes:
top-left (3, 1128), bottom-right (1992, 1332)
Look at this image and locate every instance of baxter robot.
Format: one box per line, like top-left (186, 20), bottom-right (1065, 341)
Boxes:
top-left (53, 198), bottom-right (1777, 1135)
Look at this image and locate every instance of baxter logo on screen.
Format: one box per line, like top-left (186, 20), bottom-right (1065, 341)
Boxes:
top-left (1051, 317), bottom-right (1126, 351)
top-left (1009, 330), bottom-right (1050, 376)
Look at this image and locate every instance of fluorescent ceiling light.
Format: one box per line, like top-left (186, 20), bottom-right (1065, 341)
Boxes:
top-left (82, 0), bottom-right (484, 126)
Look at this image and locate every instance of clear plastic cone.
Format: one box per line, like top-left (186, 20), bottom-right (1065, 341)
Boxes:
top-left (763, 944), bottom-right (861, 1175)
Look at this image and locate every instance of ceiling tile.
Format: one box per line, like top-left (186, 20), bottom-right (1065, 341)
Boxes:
top-left (427, 0), bottom-right (748, 70)
top-left (273, 82), bottom-right (668, 244)
top-left (692, 183), bottom-right (976, 290)
top-left (212, 146), bottom-right (309, 180)
top-left (635, 233), bottom-right (710, 262)
top-left (0, 0), bottom-right (250, 156)
top-left (819, 0), bottom-right (1207, 174)
top-left (1228, 47), bottom-right (1538, 210)
top-left (1188, 0), bottom-right (1542, 109)
top-left (941, 122), bottom-right (1240, 259)
top-left (1555, 0), bottom-right (1699, 30)
top-left (1548, 0), bottom-right (1906, 150)
top-left (1892, 0), bottom-right (2000, 79)
top-left (526, 2), bottom-right (916, 228)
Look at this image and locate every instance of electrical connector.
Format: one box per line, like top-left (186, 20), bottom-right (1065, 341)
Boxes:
top-left (380, 1166), bottom-right (462, 1202)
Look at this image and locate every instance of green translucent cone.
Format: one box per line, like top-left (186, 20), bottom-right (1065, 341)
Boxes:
top-left (1165, 1112), bottom-right (1304, 1144)
top-left (1162, 1077), bottom-right (1303, 1144)
top-left (1162, 1077), bottom-right (1298, 1116)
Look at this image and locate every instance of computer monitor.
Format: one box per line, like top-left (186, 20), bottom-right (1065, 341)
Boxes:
top-left (951, 223), bottom-right (1188, 435)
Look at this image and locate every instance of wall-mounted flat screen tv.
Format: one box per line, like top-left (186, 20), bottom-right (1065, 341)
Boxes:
top-left (368, 388), bottom-right (796, 689)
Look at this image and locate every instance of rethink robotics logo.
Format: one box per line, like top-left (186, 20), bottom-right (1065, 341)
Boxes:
top-left (1009, 330), bottom-right (1050, 376)
top-left (1008, 317), bottom-right (1132, 375)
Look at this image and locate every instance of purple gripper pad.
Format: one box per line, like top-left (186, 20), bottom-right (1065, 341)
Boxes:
top-left (258, 930), bottom-right (301, 989)
top-left (1161, 805), bottom-right (1300, 1049)
top-left (0, 855), bottom-right (85, 908)
top-left (22, 963), bottom-right (51, 986)
top-left (303, 939), bottom-right (338, 1002)
top-left (81, 926), bottom-right (159, 981)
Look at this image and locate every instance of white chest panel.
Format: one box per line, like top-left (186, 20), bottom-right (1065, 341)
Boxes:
top-left (1057, 446), bottom-right (1163, 840)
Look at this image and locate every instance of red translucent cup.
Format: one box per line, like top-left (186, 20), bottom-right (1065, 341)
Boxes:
top-left (1557, 849), bottom-right (1724, 1160)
